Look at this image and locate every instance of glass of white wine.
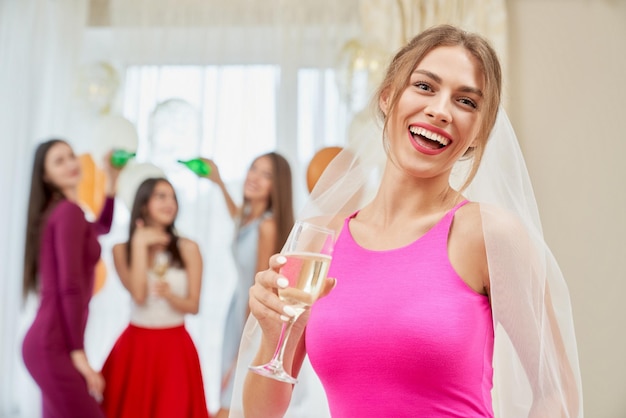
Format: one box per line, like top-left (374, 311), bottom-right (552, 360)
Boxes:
top-left (153, 250), bottom-right (170, 281)
top-left (249, 220), bottom-right (334, 384)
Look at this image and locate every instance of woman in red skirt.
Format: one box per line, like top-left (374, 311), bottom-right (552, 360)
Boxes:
top-left (101, 178), bottom-right (209, 418)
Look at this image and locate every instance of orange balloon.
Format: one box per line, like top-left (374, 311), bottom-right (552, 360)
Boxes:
top-left (93, 258), bottom-right (107, 295)
top-left (78, 154), bottom-right (107, 216)
top-left (306, 146), bottom-right (343, 193)
top-left (79, 154), bottom-right (108, 295)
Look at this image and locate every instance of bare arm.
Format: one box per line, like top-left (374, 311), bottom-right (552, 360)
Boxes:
top-left (201, 158), bottom-right (239, 219)
top-left (480, 206), bottom-right (580, 417)
top-left (242, 255), bottom-right (336, 417)
top-left (243, 330), bottom-right (307, 418)
top-left (112, 243), bottom-right (147, 305)
top-left (242, 255), bottom-right (307, 418)
top-left (153, 238), bottom-right (203, 314)
top-left (113, 224), bottom-right (170, 305)
top-left (451, 204), bottom-right (579, 417)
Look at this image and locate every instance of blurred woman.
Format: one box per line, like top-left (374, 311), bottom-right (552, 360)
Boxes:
top-left (22, 139), bottom-right (118, 418)
top-left (101, 178), bottom-right (209, 418)
top-left (202, 153), bottom-right (294, 418)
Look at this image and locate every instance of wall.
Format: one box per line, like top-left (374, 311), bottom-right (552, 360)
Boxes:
top-left (507, 1), bottom-right (626, 416)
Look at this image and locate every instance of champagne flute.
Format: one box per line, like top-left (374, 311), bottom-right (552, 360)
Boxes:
top-left (249, 221), bottom-right (334, 384)
top-left (153, 250), bottom-right (170, 281)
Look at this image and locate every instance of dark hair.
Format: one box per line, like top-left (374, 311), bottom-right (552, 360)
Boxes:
top-left (23, 139), bottom-right (67, 297)
top-left (375, 24), bottom-right (502, 191)
top-left (244, 152), bottom-right (294, 254)
top-left (125, 178), bottom-right (185, 268)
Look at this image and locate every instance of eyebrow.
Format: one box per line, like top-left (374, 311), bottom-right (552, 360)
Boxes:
top-left (413, 69), bottom-right (484, 97)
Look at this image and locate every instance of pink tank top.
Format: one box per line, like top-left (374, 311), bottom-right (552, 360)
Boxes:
top-left (306, 201), bottom-right (494, 417)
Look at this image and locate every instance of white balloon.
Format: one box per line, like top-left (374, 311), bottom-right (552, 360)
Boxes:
top-left (75, 61), bottom-right (120, 114)
top-left (117, 162), bottom-right (166, 211)
top-left (335, 39), bottom-right (389, 112)
top-left (91, 114), bottom-right (139, 165)
top-left (148, 98), bottom-right (200, 164)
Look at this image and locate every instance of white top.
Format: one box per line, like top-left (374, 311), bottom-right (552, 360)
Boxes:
top-left (130, 267), bottom-right (187, 328)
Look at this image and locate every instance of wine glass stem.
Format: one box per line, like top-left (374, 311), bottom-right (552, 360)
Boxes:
top-left (270, 317), bottom-right (297, 368)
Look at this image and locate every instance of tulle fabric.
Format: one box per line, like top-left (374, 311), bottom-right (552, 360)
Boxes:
top-left (228, 109), bottom-right (583, 417)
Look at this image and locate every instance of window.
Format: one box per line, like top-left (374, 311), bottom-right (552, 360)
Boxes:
top-left (123, 65), bottom-right (279, 181)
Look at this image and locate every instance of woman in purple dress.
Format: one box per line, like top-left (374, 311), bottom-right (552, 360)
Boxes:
top-left (21, 139), bottom-right (119, 418)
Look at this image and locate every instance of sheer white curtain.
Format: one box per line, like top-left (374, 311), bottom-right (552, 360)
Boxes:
top-left (0, 1), bottom-right (89, 417)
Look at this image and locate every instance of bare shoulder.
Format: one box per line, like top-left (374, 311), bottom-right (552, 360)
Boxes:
top-left (452, 201), bottom-right (485, 244)
top-left (471, 203), bottom-right (530, 247)
top-left (449, 202), bottom-right (488, 292)
top-left (178, 237), bottom-right (200, 254)
top-left (258, 216), bottom-right (277, 234)
top-left (453, 202), bottom-right (525, 242)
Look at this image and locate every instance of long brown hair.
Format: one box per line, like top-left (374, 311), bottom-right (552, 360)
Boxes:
top-left (125, 178), bottom-right (185, 268)
top-left (23, 139), bottom-right (67, 297)
top-left (374, 24), bottom-right (502, 191)
top-left (244, 152), bottom-right (294, 254)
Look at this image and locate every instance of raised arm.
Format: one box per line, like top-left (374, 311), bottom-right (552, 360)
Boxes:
top-left (93, 197), bottom-right (114, 235)
top-left (113, 222), bottom-right (170, 305)
top-left (93, 149), bottom-right (120, 235)
top-left (200, 158), bottom-right (239, 219)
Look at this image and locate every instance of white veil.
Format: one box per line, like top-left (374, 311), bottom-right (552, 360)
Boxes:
top-left (228, 108), bottom-right (583, 417)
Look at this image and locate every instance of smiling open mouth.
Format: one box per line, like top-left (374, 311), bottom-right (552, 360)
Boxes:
top-left (409, 126), bottom-right (451, 150)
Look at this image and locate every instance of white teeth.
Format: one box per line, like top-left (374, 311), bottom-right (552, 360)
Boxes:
top-left (409, 126), bottom-right (450, 146)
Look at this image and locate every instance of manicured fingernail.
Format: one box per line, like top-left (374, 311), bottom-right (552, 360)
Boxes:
top-left (276, 277), bottom-right (289, 288)
top-left (283, 305), bottom-right (297, 317)
top-left (276, 255), bottom-right (287, 265)
top-left (279, 315), bottom-right (290, 322)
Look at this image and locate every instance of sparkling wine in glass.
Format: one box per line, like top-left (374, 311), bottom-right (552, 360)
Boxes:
top-left (153, 251), bottom-right (170, 281)
top-left (249, 221), bottom-right (334, 384)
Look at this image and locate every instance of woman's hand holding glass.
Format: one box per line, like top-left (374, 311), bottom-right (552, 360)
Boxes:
top-left (130, 220), bottom-right (171, 297)
top-left (248, 221), bottom-right (335, 384)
